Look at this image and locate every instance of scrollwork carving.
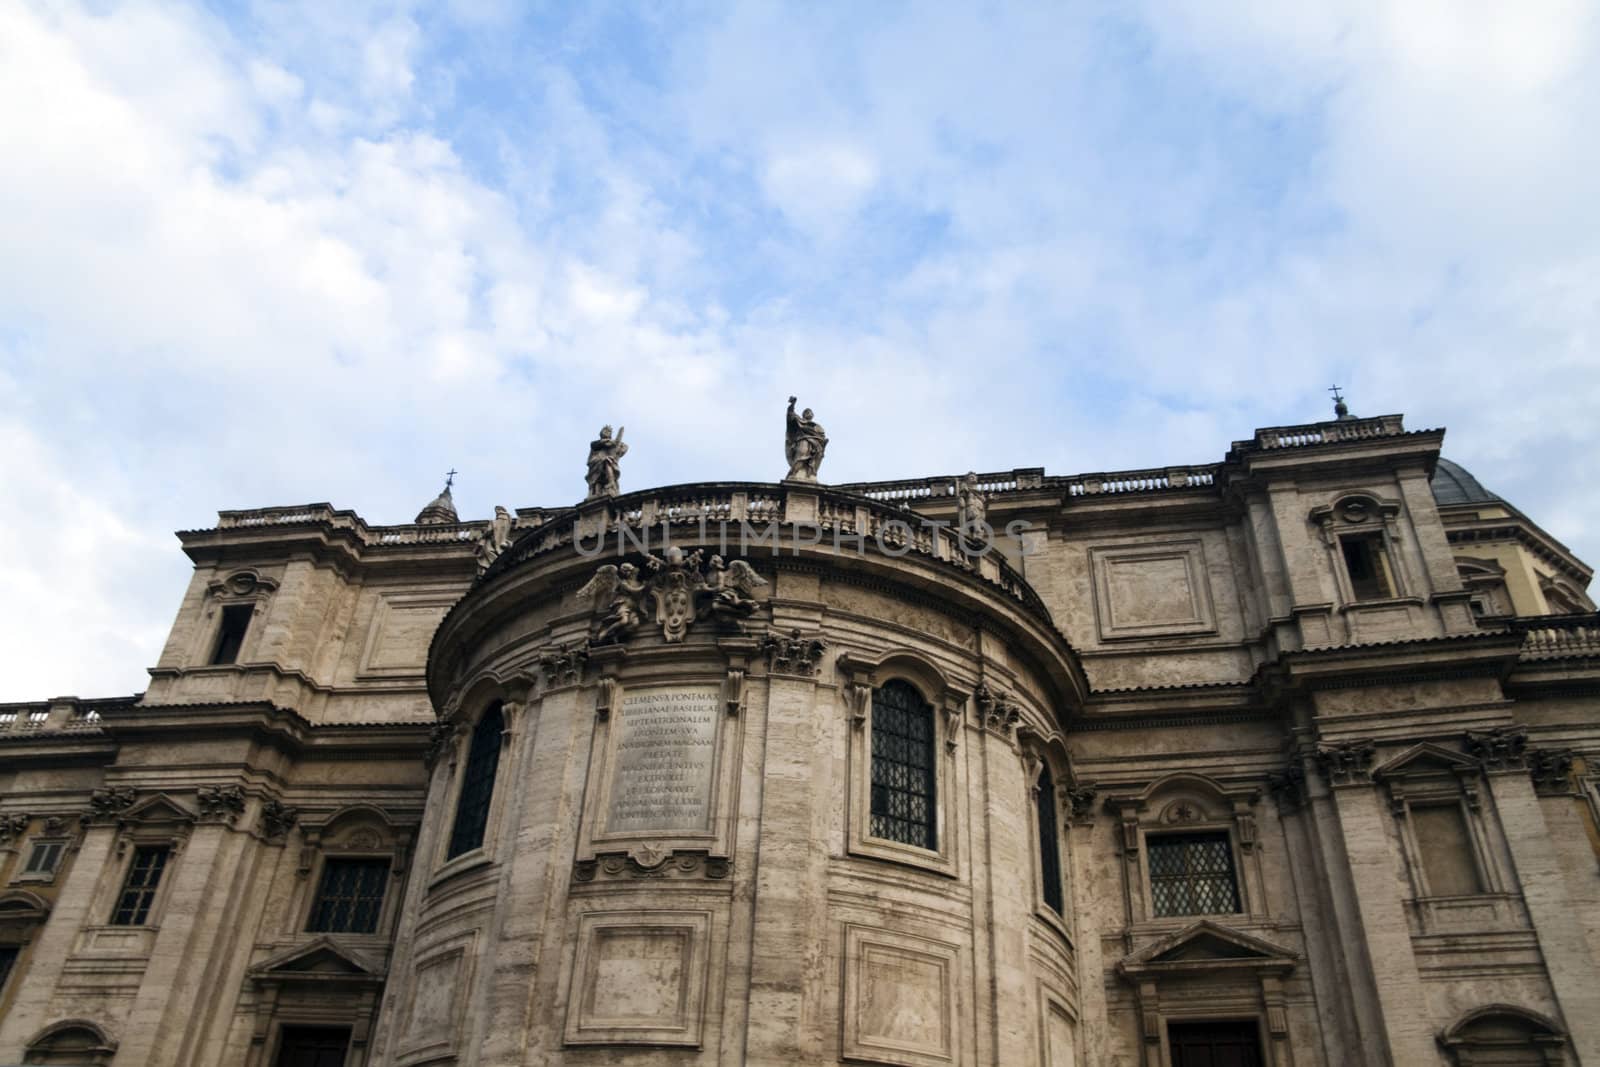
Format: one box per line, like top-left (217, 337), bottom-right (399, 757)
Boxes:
top-left (83, 786), bottom-right (137, 824)
top-left (260, 798), bottom-right (298, 840)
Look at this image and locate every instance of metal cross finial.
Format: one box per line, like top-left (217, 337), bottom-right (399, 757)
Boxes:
top-left (1328, 385), bottom-right (1351, 420)
top-left (1328, 384), bottom-right (1344, 404)
top-left (444, 468), bottom-right (458, 489)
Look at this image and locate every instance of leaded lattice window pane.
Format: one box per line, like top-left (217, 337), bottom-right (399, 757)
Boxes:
top-left (870, 681), bottom-right (936, 850)
top-left (307, 858), bottom-right (390, 934)
top-left (1037, 764), bottom-right (1064, 914)
top-left (1147, 831), bottom-right (1240, 917)
top-left (111, 845), bottom-right (170, 925)
top-left (447, 703), bottom-right (505, 860)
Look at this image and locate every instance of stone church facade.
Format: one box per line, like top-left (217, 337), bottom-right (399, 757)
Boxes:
top-left (1, 409), bottom-right (1597, 1067)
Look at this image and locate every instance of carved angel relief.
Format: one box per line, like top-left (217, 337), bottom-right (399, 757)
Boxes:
top-left (575, 549), bottom-right (767, 644)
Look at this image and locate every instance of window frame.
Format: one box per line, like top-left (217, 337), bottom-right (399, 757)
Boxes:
top-left (13, 837), bottom-right (69, 885)
top-left (844, 665), bottom-right (961, 879)
top-left (1143, 829), bottom-right (1244, 919)
top-left (108, 844), bottom-right (173, 927)
top-left (867, 679), bottom-right (939, 852)
top-left (304, 855), bottom-right (393, 936)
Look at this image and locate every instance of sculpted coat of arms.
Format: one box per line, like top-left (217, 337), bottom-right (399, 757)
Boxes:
top-left (576, 548), bottom-right (768, 644)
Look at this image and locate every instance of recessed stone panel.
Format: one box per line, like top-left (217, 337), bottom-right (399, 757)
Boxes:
top-left (842, 924), bottom-right (959, 1066)
top-left (358, 592), bottom-right (456, 677)
top-left (603, 686), bottom-right (721, 836)
top-left (398, 943), bottom-right (467, 1065)
top-left (565, 910), bottom-right (711, 1047)
top-left (1091, 541), bottom-right (1217, 640)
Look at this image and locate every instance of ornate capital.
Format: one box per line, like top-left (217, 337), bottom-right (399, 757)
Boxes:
top-left (0, 812), bottom-right (28, 845)
top-left (1528, 747), bottom-right (1577, 796)
top-left (1314, 740), bottom-right (1376, 787)
top-left (423, 719), bottom-right (461, 769)
top-left (259, 798), bottom-right (298, 840)
top-left (1268, 760), bottom-right (1307, 811)
top-left (539, 641), bottom-right (590, 689)
top-left (973, 682), bottom-right (1021, 737)
top-left (762, 628), bottom-right (828, 676)
top-left (1067, 786), bottom-right (1098, 824)
top-left (83, 786), bottom-right (137, 825)
top-left (1465, 726), bottom-right (1529, 773)
top-left (197, 785), bottom-right (246, 825)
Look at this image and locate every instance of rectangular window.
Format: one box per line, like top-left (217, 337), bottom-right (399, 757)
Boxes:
top-left (306, 858), bottom-right (390, 934)
top-left (1147, 831), bottom-right (1241, 917)
top-left (210, 604), bottom-right (254, 665)
top-left (869, 682), bottom-right (937, 850)
top-left (1340, 533), bottom-right (1394, 600)
top-left (1411, 803), bottom-right (1483, 896)
top-left (110, 845), bottom-right (170, 926)
top-left (0, 945), bottom-right (17, 994)
top-left (274, 1026), bottom-right (351, 1067)
top-left (22, 841), bottom-right (64, 877)
top-left (1168, 1020), bottom-right (1263, 1067)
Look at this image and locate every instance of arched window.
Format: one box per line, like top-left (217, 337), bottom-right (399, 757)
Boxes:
top-left (446, 703), bottom-right (504, 860)
top-left (1036, 763), bottom-right (1064, 914)
top-left (870, 681), bottom-right (936, 850)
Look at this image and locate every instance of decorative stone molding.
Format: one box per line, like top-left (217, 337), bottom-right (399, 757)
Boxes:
top-left (259, 798), bottom-right (298, 840)
top-left (539, 641), bottom-right (590, 689)
top-left (197, 785), bottom-right (246, 824)
top-left (1529, 747), bottom-right (1577, 796)
top-left (1267, 760), bottom-right (1307, 811)
top-left (83, 786), bottom-right (137, 824)
top-left (1314, 740), bottom-right (1376, 786)
top-left (573, 849), bottom-right (731, 882)
top-left (762, 627), bottom-right (828, 676)
top-left (423, 720), bottom-right (461, 769)
top-left (722, 667), bottom-right (746, 717)
top-left (204, 569), bottom-right (280, 600)
top-left (844, 681), bottom-right (871, 730)
top-left (594, 676), bottom-right (619, 721)
top-left (574, 549), bottom-right (767, 644)
top-left (1067, 786), bottom-right (1098, 824)
top-left (973, 681), bottom-right (1021, 736)
top-left (0, 812), bottom-right (28, 845)
top-left (1465, 726), bottom-right (1529, 773)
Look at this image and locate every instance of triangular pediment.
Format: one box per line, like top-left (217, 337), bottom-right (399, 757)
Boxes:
top-left (1118, 921), bottom-right (1297, 980)
top-left (120, 793), bottom-right (197, 825)
top-left (1373, 742), bottom-right (1478, 780)
top-left (250, 936), bottom-right (384, 982)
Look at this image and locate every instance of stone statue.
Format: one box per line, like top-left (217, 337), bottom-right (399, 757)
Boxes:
top-left (784, 397), bottom-right (828, 481)
top-left (585, 425), bottom-right (627, 500)
top-left (476, 505), bottom-right (515, 572)
top-left (956, 472), bottom-right (988, 537)
top-left (575, 562), bottom-right (649, 644)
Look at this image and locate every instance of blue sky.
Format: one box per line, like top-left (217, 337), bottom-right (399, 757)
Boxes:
top-left (2, 0), bottom-right (1597, 698)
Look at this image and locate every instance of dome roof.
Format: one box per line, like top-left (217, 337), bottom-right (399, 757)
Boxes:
top-left (1432, 458), bottom-right (1501, 506)
top-left (415, 485), bottom-right (459, 525)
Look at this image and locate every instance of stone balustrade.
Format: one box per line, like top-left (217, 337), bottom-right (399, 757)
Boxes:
top-left (479, 481), bottom-right (1054, 623)
top-left (1065, 466), bottom-right (1218, 496)
top-left (1508, 613), bottom-right (1600, 661)
top-left (1252, 414), bottom-right (1408, 451)
top-left (833, 468), bottom-right (1045, 503)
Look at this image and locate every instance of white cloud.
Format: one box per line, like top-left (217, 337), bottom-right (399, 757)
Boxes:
top-left (1, 0), bottom-right (1597, 698)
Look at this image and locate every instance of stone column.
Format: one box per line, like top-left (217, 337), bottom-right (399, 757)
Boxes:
top-left (1312, 742), bottom-right (1435, 1067)
top-left (742, 671), bottom-right (832, 1066)
top-left (977, 726), bottom-right (1036, 1066)
top-left (1481, 758), bottom-right (1600, 1061)
top-left (116, 821), bottom-right (234, 1065)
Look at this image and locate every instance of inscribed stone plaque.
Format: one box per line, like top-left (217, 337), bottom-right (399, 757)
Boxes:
top-left (605, 686), bottom-right (721, 835)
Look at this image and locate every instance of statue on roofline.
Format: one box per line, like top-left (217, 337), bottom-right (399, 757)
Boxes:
top-left (585, 425), bottom-right (627, 500)
top-left (785, 397), bottom-right (827, 481)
